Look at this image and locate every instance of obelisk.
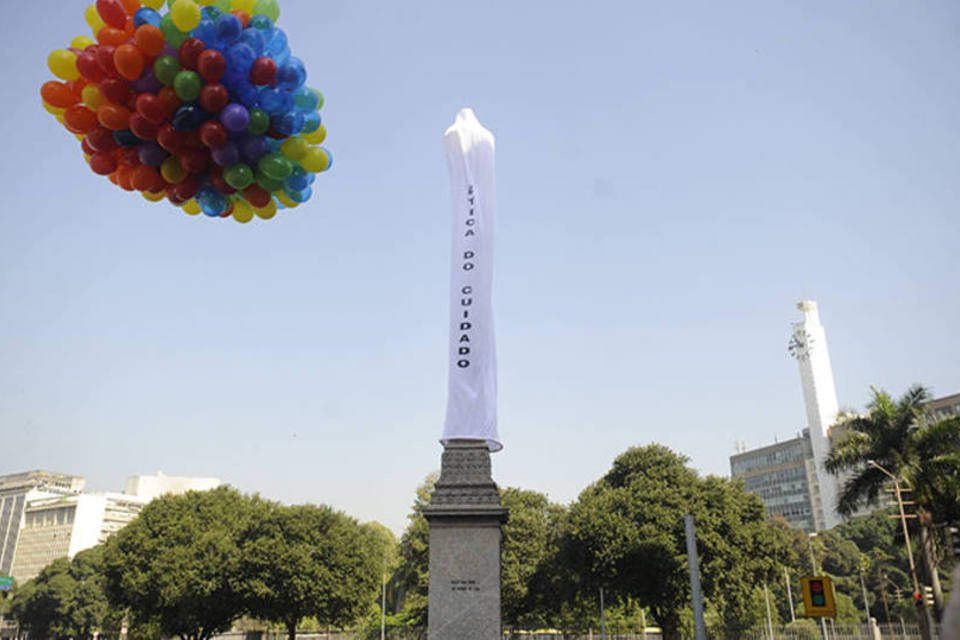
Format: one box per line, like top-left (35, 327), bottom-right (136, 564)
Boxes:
top-left (424, 108), bottom-right (507, 640)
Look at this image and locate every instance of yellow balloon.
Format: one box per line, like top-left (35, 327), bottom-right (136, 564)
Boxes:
top-left (81, 85), bottom-right (104, 111)
top-left (302, 124), bottom-right (326, 145)
top-left (300, 146), bottom-right (331, 173)
top-left (196, 0), bottom-right (217, 5)
top-left (83, 153), bottom-right (91, 162)
top-left (171, 0), bottom-right (202, 32)
top-left (275, 193), bottom-right (298, 209)
top-left (280, 136), bottom-right (308, 161)
top-left (42, 100), bottom-right (65, 116)
top-left (182, 199), bottom-right (202, 215)
top-left (48, 49), bottom-right (79, 81)
top-left (56, 114), bottom-right (65, 124)
top-left (232, 0), bottom-right (255, 12)
top-left (161, 157), bottom-right (187, 184)
top-left (71, 36), bottom-right (95, 50)
top-left (142, 191), bottom-right (166, 202)
top-left (232, 200), bottom-right (254, 223)
top-left (84, 4), bottom-right (105, 33)
top-left (254, 199), bottom-right (278, 219)
top-left (142, 0), bottom-right (165, 8)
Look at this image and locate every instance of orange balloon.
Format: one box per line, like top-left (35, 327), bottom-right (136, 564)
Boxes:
top-left (115, 165), bottom-right (135, 191)
top-left (41, 81), bottom-right (80, 109)
top-left (97, 102), bottom-right (132, 130)
top-left (114, 44), bottom-right (145, 80)
top-left (64, 105), bottom-right (100, 134)
top-left (131, 165), bottom-right (158, 191)
top-left (120, 0), bottom-right (141, 16)
top-left (97, 26), bottom-right (130, 46)
top-left (134, 25), bottom-right (164, 57)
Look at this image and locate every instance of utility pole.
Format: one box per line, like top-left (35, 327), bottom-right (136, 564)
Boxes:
top-left (764, 582), bottom-right (775, 640)
top-left (868, 460), bottom-right (934, 640)
top-left (599, 587), bottom-right (606, 640)
top-left (684, 515), bottom-right (707, 640)
top-left (784, 566), bottom-right (796, 622)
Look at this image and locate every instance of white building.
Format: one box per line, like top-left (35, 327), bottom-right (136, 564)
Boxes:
top-left (0, 471), bottom-right (84, 577)
top-left (11, 492), bottom-right (147, 583)
top-left (123, 472), bottom-right (221, 501)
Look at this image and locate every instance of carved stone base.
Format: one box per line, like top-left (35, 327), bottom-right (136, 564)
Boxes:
top-left (424, 440), bottom-right (508, 640)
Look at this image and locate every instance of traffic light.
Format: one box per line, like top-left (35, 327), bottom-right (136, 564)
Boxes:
top-left (949, 526), bottom-right (960, 559)
top-left (800, 576), bottom-right (837, 618)
top-left (923, 586), bottom-right (934, 608)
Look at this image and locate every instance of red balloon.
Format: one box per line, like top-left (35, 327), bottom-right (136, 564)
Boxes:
top-left (249, 57), bottom-right (276, 86)
top-left (89, 152), bottom-right (119, 175)
top-left (135, 93), bottom-right (166, 124)
top-left (99, 77), bottom-right (132, 105)
top-left (157, 86), bottom-right (182, 119)
top-left (81, 136), bottom-right (97, 156)
top-left (156, 123), bottom-right (184, 153)
top-left (174, 175), bottom-right (201, 200)
top-left (97, 0), bottom-right (128, 29)
top-left (199, 120), bottom-right (228, 148)
top-left (197, 50), bottom-right (226, 82)
top-left (209, 167), bottom-right (237, 195)
top-left (131, 165), bottom-right (160, 191)
top-left (178, 148), bottom-right (210, 175)
top-left (97, 27), bottom-right (130, 48)
top-left (41, 81), bottom-right (79, 109)
top-left (182, 130), bottom-right (204, 150)
top-left (76, 51), bottom-right (107, 82)
top-left (219, 199), bottom-right (235, 217)
top-left (242, 184), bottom-right (271, 208)
top-left (178, 39), bottom-right (205, 71)
top-left (199, 83), bottom-right (229, 113)
top-left (129, 112), bottom-right (159, 140)
top-left (95, 45), bottom-right (120, 78)
top-left (119, 146), bottom-right (141, 165)
top-left (86, 126), bottom-right (119, 152)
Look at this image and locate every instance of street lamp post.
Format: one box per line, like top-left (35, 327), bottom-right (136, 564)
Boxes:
top-left (867, 460), bottom-right (934, 640)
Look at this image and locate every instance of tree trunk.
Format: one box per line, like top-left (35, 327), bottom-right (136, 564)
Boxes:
top-left (286, 620), bottom-right (297, 640)
top-left (918, 517), bottom-right (944, 615)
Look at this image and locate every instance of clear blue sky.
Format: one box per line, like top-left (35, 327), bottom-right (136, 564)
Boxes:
top-left (2, 1), bottom-right (958, 534)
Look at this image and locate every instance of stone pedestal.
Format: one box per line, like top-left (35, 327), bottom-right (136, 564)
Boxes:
top-left (424, 439), bottom-right (508, 640)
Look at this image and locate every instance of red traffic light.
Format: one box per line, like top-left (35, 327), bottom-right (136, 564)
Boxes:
top-left (913, 592), bottom-right (921, 602)
top-left (811, 581), bottom-right (824, 593)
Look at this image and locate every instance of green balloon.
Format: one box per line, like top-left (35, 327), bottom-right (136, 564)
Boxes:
top-left (214, 0), bottom-right (232, 11)
top-left (247, 108), bottom-right (270, 135)
top-left (173, 70), bottom-right (202, 102)
top-left (312, 88), bottom-right (324, 111)
top-left (258, 153), bottom-right (292, 181)
top-left (153, 55), bottom-right (181, 86)
top-left (160, 14), bottom-right (188, 48)
top-left (253, 0), bottom-right (280, 21)
top-left (224, 163), bottom-right (254, 190)
top-left (255, 172), bottom-right (283, 192)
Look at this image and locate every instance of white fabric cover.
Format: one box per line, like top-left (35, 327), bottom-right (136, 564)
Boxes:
top-left (441, 108), bottom-right (501, 452)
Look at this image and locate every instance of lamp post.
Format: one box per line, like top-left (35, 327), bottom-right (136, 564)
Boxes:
top-left (867, 460), bottom-right (933, 640)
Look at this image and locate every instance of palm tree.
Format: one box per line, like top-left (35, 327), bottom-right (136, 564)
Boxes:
top-left (826, 384), bottom-right (960, 614)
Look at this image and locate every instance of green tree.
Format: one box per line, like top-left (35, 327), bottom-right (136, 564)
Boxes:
top-left (391, 473), bottom-right (436, 627)
top-left (102, 487), bottom-right (259, 640)
top-left (826, 384), bottom-right (960, 612)
top-left (562, 444), bottom-right (794, 640)
top-left (8, 548), bottom-right (111, 640)
top-left (240, 502), bottom-right (383, 640)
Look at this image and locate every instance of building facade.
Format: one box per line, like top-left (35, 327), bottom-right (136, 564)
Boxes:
top-left (0, 471), bottom-right (84, 577)
top-left (730, 432), bottom-right (819, 532)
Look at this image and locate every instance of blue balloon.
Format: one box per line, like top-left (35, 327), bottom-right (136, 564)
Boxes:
top-left (259, 88), bottom-right (291, 115)
top-left (226, 78), bottom-right (259, 107)
top-left (113, 130), bottom-right (143, 147)
top-left (197, 186), bottom-right (227, 217)
top-left (133, 7), bottom-right (161, 28)
top-left (216, 13), bottom-right (243, 44)
top-left (284, 164), bottom-right (309, 191)
top-left (292, 87), bottom-right (318, 111)
top-left (191, 19), bottom-right (217, 46)
top-left (226, 43), bottom-right (257, 74)
top-left (171, 104), bottom-right (208, 131)
top-left (284, 186), bottom-right (312, 204)
top-left (264, 28), bottom-right (287, 57)
top-left (276, 57), bottom-right (306, 90)
top-left (240, 28), bottom-right (266, 55)
top-left (272, 110), bottom-right (304, 136)
top-left (301, 111), bottom-right (321, 134)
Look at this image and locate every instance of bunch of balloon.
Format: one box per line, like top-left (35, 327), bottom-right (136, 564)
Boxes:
top-left (41, 0), bottom-right (331, 223)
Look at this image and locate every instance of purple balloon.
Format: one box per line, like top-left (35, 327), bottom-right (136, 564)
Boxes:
top-left (131, 69), bottom-right (162, 93)
top-left (137, 142), bottom-right (168, 167)
top-left (211, 141), bottom-right (240, 167)
top-left (220, 103), bottom-right (250, 132)
top-left (240, 135), bottom-right (269, 162)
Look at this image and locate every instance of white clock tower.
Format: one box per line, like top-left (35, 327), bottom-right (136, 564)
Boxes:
top-left (790, 300), bottom-right (842, 530)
